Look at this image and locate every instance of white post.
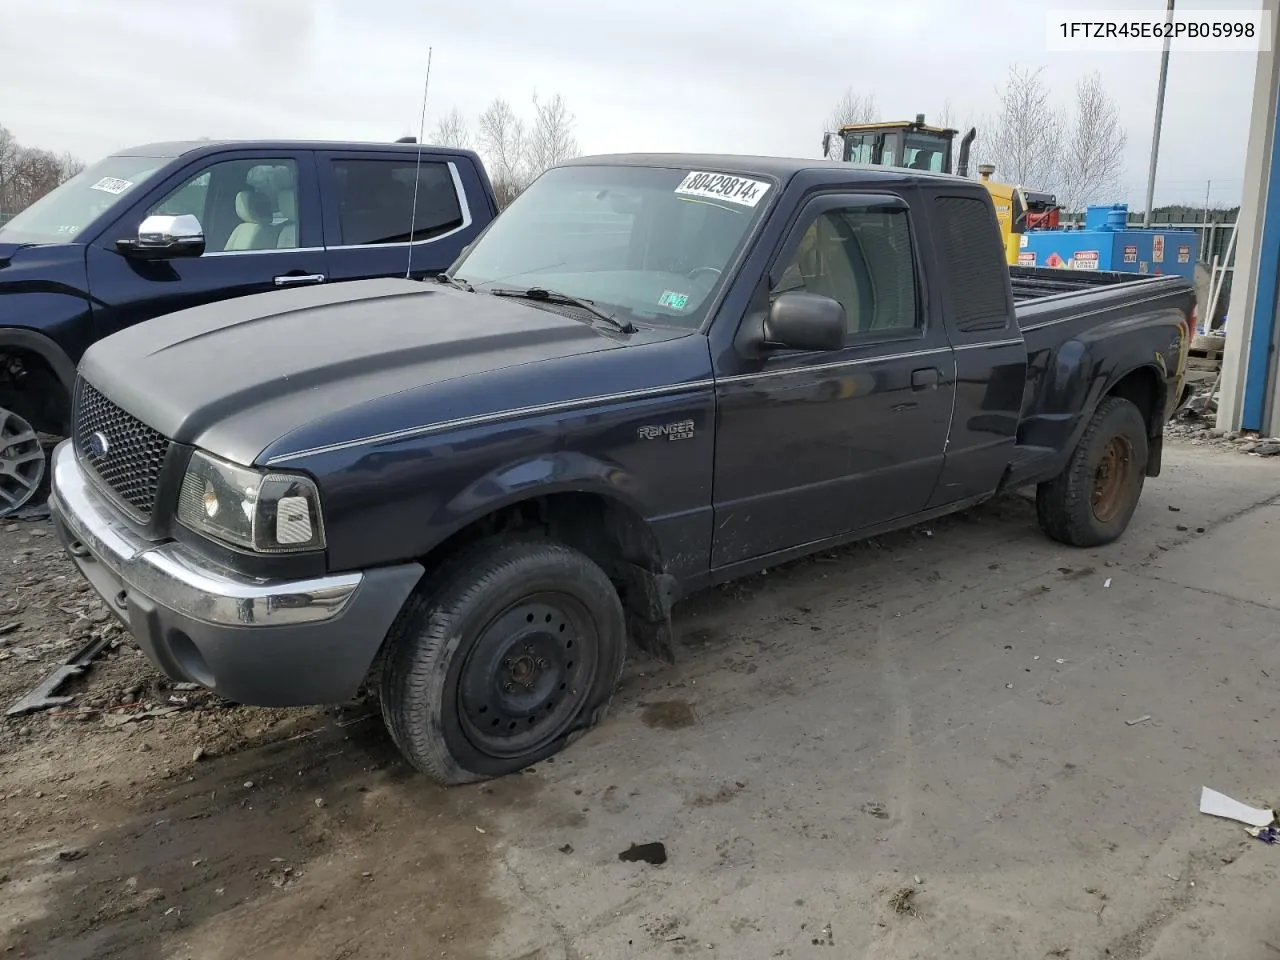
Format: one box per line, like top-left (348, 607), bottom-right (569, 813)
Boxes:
top-left (1206, 254), bottom-right (1220, 335)
top-left (1207, 223), bottom-right (1239, 334)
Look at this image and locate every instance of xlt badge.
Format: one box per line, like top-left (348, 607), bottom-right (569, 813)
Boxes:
top-left (638, 419), bottom-right (695, 441)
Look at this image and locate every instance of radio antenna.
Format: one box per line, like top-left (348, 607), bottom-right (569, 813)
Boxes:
top-left (405, 46), bottom-right (433, 280)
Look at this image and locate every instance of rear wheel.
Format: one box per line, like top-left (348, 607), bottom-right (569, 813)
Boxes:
top-left (380, 538), bottom-right (627, 785)
top-left (1036, 396), bottom-right (1149, 547)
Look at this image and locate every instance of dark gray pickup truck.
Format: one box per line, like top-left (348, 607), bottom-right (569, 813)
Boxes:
top-left (48, 154), bottom-right (1195, 784)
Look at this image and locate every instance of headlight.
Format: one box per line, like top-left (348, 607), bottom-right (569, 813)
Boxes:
top-left (177, 451), bottom-right (326, 553)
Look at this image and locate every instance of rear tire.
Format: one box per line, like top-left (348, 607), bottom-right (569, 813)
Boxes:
top-left (379, 537), bottom-right (627, 785)
top-left (1036, 396), bottom-right (1148, 548)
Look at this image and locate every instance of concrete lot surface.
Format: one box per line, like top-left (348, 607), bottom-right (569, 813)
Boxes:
top-left (1, 440), bottom-right (1278, 960)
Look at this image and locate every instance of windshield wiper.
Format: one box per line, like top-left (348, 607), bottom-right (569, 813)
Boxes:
top-left (489, 286), bottom-right (637, 334)
top-left (435, 272), bottom-right (474, 292)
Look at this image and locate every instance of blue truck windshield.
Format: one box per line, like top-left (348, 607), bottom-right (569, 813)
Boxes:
top-left (453, 164), bottom-right (775, 328)
top-left (0, 155), bottom-right (166, 244)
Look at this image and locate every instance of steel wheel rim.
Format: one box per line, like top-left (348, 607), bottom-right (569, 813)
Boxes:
top-left (0, 407), bottom-right (45, 518)
top-left (1092, 435), bottom-right (1133, 523)
top-left (457, 592), bottom-right (599, 759)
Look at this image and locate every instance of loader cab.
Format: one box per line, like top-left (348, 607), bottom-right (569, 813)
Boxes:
top-left (823, 116), bottom-right (959, 174)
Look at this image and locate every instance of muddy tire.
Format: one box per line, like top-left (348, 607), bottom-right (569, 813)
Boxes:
top-left (1036, 397), bottom-right (1149, 548)
top-left (380, 537), bottom-right (627, 785)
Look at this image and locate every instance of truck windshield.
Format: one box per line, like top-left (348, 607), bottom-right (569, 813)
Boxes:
top-left (453, 164), bottom-right (776, 329)
top-left (0, 155), bottom-right (166, 244)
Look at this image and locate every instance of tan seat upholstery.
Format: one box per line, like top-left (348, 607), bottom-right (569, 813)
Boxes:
top-left (275, 189), bottom-right (298, 248)
top-left (224, 189), bottom-right (278, 251)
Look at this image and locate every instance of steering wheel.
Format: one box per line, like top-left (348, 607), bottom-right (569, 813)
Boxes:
top-left (687, 266), bottom-right (722, 281)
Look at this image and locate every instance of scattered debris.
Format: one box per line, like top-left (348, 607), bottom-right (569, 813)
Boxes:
top-left (618, 841), bottom-right (667, 865)
top-left (474, 825), bottom-right (485, 834)
top-left (0, 621), bottom-right (20, 637)
top-left (56, 848), bottom-right (85, 862)
top-left (1126, 715), bottom-right (1152, 726)
top-left (5, 634), bottom-right (113, 716)
top-left (1104, 578), bottom-right (1113, 588)
top-left (889, 887), bottom-right (917, 916)
top-left (558, 843), bottom-right (574, 855)
top-left (314, 798), bottom-right (326, 809)
top-left (861, 801), bottom-right (889, 820)
top-left (192, 747), bottom-right (207, 763)
top-left (1247, 825), bottom-right (1279, 845)
top-left (1200, 786), bottom-right (1275, 827)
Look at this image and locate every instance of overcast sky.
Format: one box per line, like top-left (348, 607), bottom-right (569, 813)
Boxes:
top-left (0, 0), bottom-right (1263, 208)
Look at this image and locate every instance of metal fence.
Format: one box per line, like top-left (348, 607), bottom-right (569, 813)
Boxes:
top-left (0, 211), bottom-right (13, 227)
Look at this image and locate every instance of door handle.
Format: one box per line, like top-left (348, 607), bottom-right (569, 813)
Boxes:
top-left (911, 367), bottom-right (941, 390)
top-left (274, 273), bottom-right (326, 287)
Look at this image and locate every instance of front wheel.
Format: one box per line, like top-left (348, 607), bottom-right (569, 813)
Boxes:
top-left (1036, 396), bottom-right (1149, 547)
top-left (379, 538), bottom-right (627, 785)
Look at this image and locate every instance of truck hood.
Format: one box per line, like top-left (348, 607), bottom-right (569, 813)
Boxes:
top-left (79, 277), bottom-right (627, 465)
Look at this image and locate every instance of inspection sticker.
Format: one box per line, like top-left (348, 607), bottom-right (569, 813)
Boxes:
top-left (675, 171), bottom-right (770, 208)
top-left (90, 177), bottom-right (133, 195)
top-left (658, 290), bottom-right (690, 310)
top-left (1178, 244), bottom-right (1191, 263)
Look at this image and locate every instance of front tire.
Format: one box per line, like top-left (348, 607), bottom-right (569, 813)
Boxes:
top-left (380, 538), bottom-right (627, 785)
top-left (1036, 396), bottom-right (1149, 548)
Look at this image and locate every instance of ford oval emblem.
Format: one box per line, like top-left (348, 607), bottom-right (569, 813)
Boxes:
top-left (88, 431), bottom-right (110, 459)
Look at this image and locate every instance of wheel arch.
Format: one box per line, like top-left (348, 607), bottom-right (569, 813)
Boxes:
top-left (0, 327), bottom-right (77, 434)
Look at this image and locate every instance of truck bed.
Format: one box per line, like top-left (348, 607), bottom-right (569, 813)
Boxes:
top-left (1009, 264), bottom-right (1169, 303)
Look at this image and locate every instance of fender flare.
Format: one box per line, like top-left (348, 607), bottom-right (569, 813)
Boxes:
top-left (0, 327), bottom-right (77, 394)
top-left (427, 451), bottom-right (661, 558)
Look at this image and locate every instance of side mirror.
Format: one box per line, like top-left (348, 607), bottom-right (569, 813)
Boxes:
top-left (762, 292), bottom-right (845, 352)
top-left (118, 213), bottom-right (206, 259)
top-left (822, 132), bottom-right (833, 158)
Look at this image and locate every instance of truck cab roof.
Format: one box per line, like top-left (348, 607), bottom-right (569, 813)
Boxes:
top-left (112, 140), bottom-right (483, 162)
top-left (563, 152), bottom-right (980, 186)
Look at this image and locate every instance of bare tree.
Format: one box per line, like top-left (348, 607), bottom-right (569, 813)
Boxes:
top-left (0, 125), bottom-right (85, 216)
top-left (934, 100), bottom-right (955, 130)
top-left (827, 88), bottom-right (878, 129)
top-left (525, 92), bottom-right (579, 178)
top-left (477, 97), bottom-right (528, 208)
top-left (979, 65), bottom-right (1063, 193)
top-left (824, 88), bottom-right (877, 158)
top-left (430, 107), bottom-right (471, 151)
top-left (1058, 72), bottom-right (1126, 212)
top-left (58, 151), bottom-right (85, 180)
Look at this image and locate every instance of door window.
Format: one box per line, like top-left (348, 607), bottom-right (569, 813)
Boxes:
top-left (146, 158), bottom-right (301, 252)
top-left (329, 159), bottom-right (463, 246)
top-left (772, 205), bottom-right (920, 341)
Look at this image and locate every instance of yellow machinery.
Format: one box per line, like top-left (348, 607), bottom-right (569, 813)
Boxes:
top-left (822, 116), bottom-right (1059, 266)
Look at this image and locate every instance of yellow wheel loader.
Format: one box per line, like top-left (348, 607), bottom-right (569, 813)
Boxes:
top-left (821, 116), bottom-right (1059, 265)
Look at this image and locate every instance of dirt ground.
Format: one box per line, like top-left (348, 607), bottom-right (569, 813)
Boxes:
top-left (2, 437), bottom-right (1280, 960)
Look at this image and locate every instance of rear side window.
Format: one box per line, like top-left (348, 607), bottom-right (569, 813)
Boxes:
top-left (330, 159), bottom-right (463, 246)
top-left (933, 195), bottom-right (1012, 332)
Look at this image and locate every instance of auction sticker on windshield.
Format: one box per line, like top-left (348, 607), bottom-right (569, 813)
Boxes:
top-left (90, 177), bottom-right (134, 195)
top-left (675, 171), bottom-right (771, 208)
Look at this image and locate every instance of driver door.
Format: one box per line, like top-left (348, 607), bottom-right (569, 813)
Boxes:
top-left (85, 150), bottom-right (326, 341)
top-left (710, 191), bottom-right (956, 567)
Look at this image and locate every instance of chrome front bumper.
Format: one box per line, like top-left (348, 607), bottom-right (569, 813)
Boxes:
top-left (49, 440), bottom-right (361, 626)
top-left (48, 440), bottom-right (423, 707)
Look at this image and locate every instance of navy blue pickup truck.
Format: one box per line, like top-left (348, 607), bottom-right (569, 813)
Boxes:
top-left (49, 153), bottom-right (1194, 784)
top-left (0, 139), bottom-right (497, 516)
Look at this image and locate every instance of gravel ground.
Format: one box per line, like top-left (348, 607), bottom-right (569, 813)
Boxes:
top-left (2, 437), bottom-right (1279, 960)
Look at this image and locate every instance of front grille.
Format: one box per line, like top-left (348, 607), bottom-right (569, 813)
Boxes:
top-left (73, 380), bottom-right (171, 519)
